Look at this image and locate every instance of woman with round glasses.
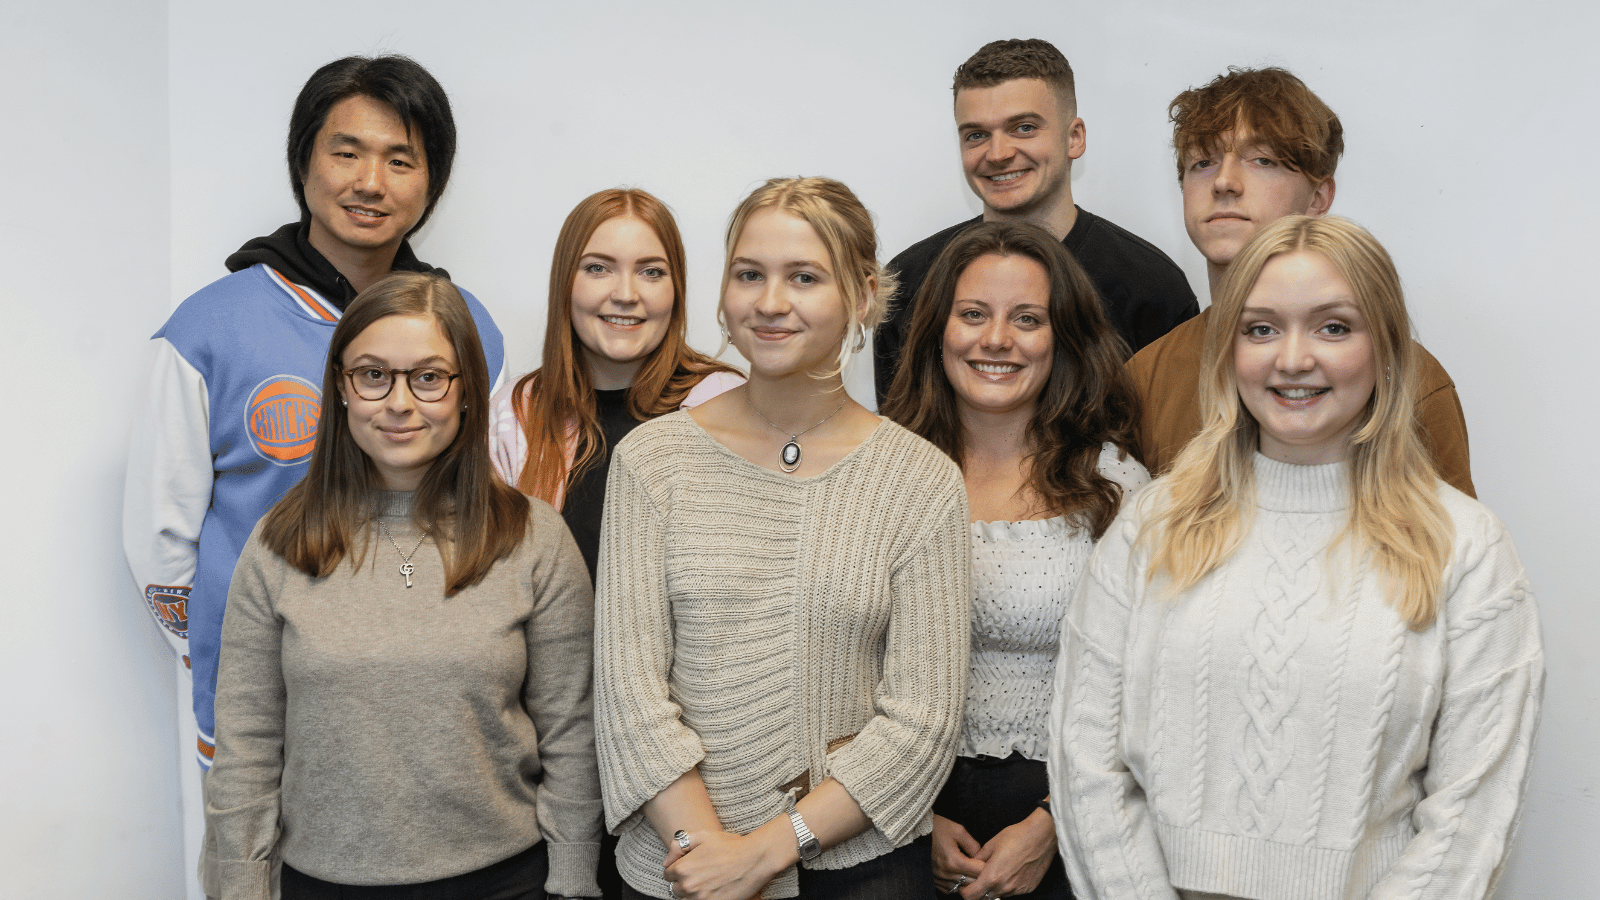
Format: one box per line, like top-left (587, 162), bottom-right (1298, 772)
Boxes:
top-left (206, 272), bottom-right (603, 900)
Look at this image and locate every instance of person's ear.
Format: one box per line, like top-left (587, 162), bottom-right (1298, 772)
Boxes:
top-left (1306, 176), bottom-right (1336, 217)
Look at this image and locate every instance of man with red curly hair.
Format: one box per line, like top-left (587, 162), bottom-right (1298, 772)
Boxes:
top-left (1127, 66), bottom-right (1473, 495)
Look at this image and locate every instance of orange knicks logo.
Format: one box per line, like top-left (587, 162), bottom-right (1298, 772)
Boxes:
top-left (145, 583), bottom-right (189, 638)
top-left (246, 375), bottom-right (320, 465)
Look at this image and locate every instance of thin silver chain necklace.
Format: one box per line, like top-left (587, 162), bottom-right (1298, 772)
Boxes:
top-left (745, 390), bottom-right (848, 473)
top-left (378, 520), bottom-right (428, 588)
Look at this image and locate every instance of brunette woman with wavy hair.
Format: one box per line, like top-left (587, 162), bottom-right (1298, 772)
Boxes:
top-left (490, 188), bottom-right (741, 578)
top-left (1050, 217), bottom-right (1541, 900)
top-left (208, 272), bottom-right (602, 900)
top-left (881, 221), bottom-right (1145, 900)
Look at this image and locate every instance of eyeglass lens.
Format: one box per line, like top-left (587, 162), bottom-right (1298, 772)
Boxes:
top-left (347, 367), bottom-right (455, 401)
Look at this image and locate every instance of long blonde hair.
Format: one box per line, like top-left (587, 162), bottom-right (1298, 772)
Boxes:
top-left (1141, 216), bottom-right (1452, 628)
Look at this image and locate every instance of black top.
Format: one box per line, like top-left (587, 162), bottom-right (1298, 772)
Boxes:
top-left (224, 220), bottom-right (445, 312)
top-left (872, 206), bottom-right (1198, 404)
top-left (560, 388), bottom-right (645, 581)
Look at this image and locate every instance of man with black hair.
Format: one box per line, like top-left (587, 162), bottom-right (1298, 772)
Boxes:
top-left (123, 54), bottom-right (505, 895)
top-left (874, 38), bottom-right (1197, 404)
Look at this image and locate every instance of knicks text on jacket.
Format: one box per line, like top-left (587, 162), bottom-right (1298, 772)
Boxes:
top-left (145, 583), bottom-right (189, 638)
top-left (246, 375), bottom-right (320, 465)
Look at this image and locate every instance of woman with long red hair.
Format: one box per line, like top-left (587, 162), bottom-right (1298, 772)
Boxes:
top-left (490, 188), bottom-right (742, 579)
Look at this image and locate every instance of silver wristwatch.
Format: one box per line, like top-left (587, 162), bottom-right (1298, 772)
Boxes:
top-left (787, 808), bottom-right (821, 861)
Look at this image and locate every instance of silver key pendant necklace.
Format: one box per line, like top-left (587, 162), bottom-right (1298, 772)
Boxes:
top-left (378, 520), bottom-right (428, 588)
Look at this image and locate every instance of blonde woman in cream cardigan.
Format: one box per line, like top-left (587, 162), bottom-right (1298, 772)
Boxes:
top-left (1049, 216), bottom-right (1542, 900)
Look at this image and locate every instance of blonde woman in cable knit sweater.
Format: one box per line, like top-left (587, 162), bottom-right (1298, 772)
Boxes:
top-left (208, 274), bottom-right (601, 900)
top-left (881, 221), bottom-right (1147, 900)
top-left (594, 177), bottom-right (970, 900)
top-left (1048, 216), bottom-right (1543, 900)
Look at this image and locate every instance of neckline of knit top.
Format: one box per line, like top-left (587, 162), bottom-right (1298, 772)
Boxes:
top-left (1252, 452), bottom-right (1349, 513)
top-left (682, 409), bottom-right (890, 483)
top-left (377, 490), bottom-right (415, 518)
top-left (969, 514), bottom-right (1073, 542)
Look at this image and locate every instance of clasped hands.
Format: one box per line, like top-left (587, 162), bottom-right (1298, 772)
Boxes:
top-left (663, 819), bottom-right (798, 900)
top-left (931, 810), bottom-right (1056, 900)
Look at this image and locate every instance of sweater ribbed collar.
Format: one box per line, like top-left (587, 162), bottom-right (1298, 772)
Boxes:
top-left (1253, 452), bottom-right (1349, 514)
top-left (377, 491), bottom-right (417, 519)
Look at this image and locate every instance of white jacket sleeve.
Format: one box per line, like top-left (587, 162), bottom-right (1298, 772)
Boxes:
top-left (122, 338), bottom-right (212, 660)
top-left (488, 379), bottom-right (527, 489)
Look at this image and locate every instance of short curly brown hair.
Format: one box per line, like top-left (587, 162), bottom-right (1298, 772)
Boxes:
top-left (1169, 67), bottom-right (1343, 184)
top-left (952, 38), bottom-right (1075, 111)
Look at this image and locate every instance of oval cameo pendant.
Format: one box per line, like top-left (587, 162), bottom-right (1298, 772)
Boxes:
top-left (780, 440), bottom-right (802, 473)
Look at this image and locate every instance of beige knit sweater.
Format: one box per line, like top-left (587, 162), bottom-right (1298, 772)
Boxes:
top-left (594, 413), bottom-right (971, 898)
top-left (208, 492), bottom-right (603, 899)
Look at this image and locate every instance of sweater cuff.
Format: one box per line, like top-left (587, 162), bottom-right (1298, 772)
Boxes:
top-left (215, 858), bottom-right (271, 900)
top-left (545, 840), bottom-right (602, 898)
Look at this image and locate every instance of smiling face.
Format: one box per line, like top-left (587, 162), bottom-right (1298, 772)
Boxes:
top-left (1182, 129), bottom-right (1334, 279)
top-left (302, 94), bottom-right (430, 268)
top-left (568, 215), bottom-right (675, 389)
top-left (956, 78), bottom-right (1085, 223)
top-left (722, 207), bottom-right (856, 382)
top-left (339, 314), bottom-right (462, 490)
top-left (942, 253), bottom-right (1053, 420)
top-left (1234, 250), bottom-right (1375, 465)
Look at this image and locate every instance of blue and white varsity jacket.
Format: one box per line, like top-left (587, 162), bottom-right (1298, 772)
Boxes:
top-left (123, 262), bottom-right (506, 766)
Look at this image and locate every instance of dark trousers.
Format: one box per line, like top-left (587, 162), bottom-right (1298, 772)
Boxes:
top-left (599, 831), bottom-right (622, 900)
top-left (619, 834), bottom-right (932, 900)
top-left (932, 754), bottom-right (1072, 900)
top-left (282, 841), bottom-right (549, 900)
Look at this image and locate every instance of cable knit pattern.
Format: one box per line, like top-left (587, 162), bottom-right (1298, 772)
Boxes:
top-left (1181, 576), bottom-right (1222, 830)
top-left (594, 413), bottom-right (970, 899)
top-left (1228, 511), bottom-right (1317, 841)
top-left (1303, 566), bottom-right (1362, 845)
top-left (959, 443), bottom-right (1147, 760)
top-left (1049, 454), bottom-right (1544, 900)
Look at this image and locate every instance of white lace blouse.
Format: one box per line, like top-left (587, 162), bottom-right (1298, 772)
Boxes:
top-left (957, 443), bottom-right (1148, 760)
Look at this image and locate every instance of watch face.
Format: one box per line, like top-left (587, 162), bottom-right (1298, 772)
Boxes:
top-left (799, 836), bottom-right (821, 860)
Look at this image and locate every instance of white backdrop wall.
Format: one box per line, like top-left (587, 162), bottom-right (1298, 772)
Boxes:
top-left (2, 1), bottom-right (1593, 896)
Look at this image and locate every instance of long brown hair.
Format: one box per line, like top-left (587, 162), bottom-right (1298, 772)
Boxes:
top-left (513, 188), bottom-right (738, 505)
top-left (1141, 216), bottom-right (1451, 628)
top-left (882, 221), bottom-right (1139, 538)
top-left (262, 272), bottom-right (529, 594)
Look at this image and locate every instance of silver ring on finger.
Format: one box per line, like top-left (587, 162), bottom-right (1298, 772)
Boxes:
top-left (674, 829), bottom-right (692, 851)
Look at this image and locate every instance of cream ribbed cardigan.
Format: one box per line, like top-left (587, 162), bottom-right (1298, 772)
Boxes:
top-left (594, 413), bottom-right (970, 898)
top-left (1050, 455), bottom-right (1543, 900)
